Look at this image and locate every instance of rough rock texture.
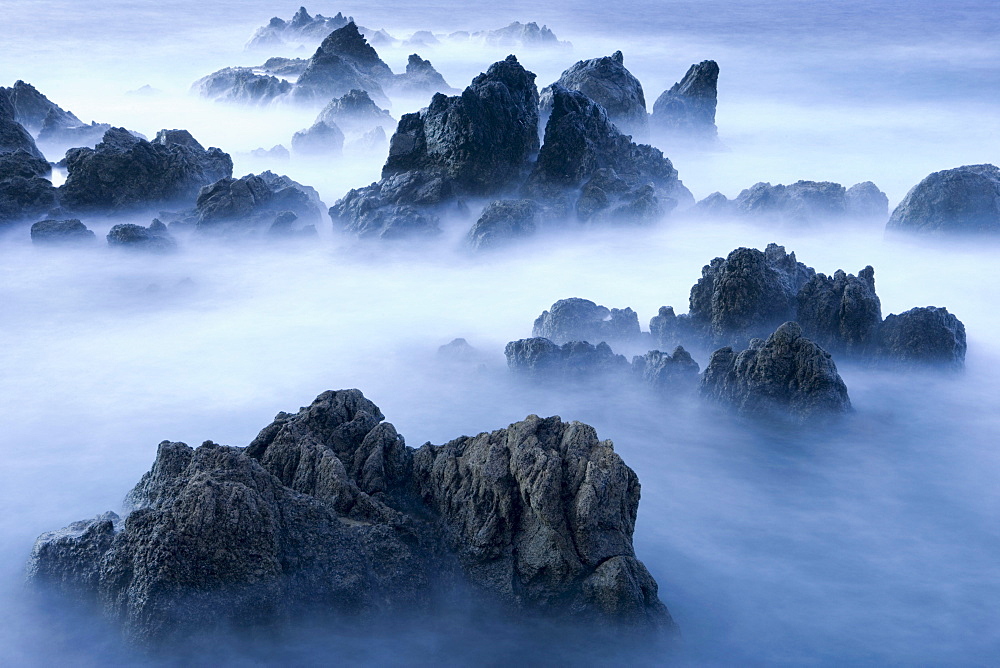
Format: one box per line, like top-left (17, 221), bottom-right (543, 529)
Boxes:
top-left (532, 297), bottom-right (641, 345)
top-left (540, 51), bottom-right (646, 136)
top-left (700, 322), bottom-right (851, 421)
top-left (886, 164), bottom-right (1000, 233)
top-left (194, 171), bottom-right (325, 236)
top-left (107, 221), bottom-right (176, 251)
top-left (330, 55), bottom-right (539, 238)
top-left (878, 307), bottom-right (967, 368)
top-left (293, 22), bottom-right (391, 103)
top-left (504, 338), bottom-right (629, 380)
top-left (291, 120), bottom-right (345, 155)
top-left (527, 86), bottom-right (690, 222)
top-left (28, 390), bottom-right (670, 645)
top-left (392, 54), bottom-right (457, 95)
top-left (59, 128), bottom-right (232, 211)
top-left (650, 61), bottom-right (719, 141)
top-left (0, 151), bottom-right (56, 225)
top-left (316, 89), bottom-right (394, 133)
top-left (467, 199), bottom-right (540, 250)
top-left (688, 243), bottom-right (815, 344)
top-left (0, 89), bottom-right (45, 160)
top-left (735, 181), bottom-right (848, 223)
top-left (649, 306), bottom-right (694, 351)
top-left (30, 218), bottom-right (96, 245)
top-left (631, 347), bottom-right (700, 389)
top-left (193, 67), bottom-right (292, 105)
top-left (247, 7), bottom-right (352, 50)
top-left (1, 80), bottom-right (81, 134)
top-left (845, 181), bottom-right (889, 219)
top-left (796, 266), bottom-right (882, 357)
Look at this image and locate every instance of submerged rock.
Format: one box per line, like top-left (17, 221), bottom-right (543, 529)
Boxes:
top-left (30, 218), bottom-right (95, 245)
top-left (539, 51), bottom-right (648, 136)
top-left (193, 67), bottom-right (292, 105)
top-left (878, 306), bottom-right (967, 368)
top-left (107, 221), bottom-right (176, 251)
top-left (700, 322), bottom-right (851, 421)
top-left (504, 338), bottom-right (629, 380)
top-left (467, 199), bottom-right (540, 250)
top-left (886, 164), bottom-right (1000, 234)
top-left (59, 128), bottom-right (232, 211)
top-left (532, 297), bottom-right (641, 345)
top-left (650, 61), bottom-right (719, 142)
top-left (28, 390), bottom-right (671, 645)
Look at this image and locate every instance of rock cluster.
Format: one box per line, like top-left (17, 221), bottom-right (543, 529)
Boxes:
top-left (28, 390), bottom-right (672, 645)
top-left (193, 68), bottom-right (293, 105)
top-left (247, 7), bottom-right (353, 50)
top-left (886, 164), bottom-right (1000, 234)
top-left (505, 338), bottom-right (629, 380)
top-left (693, 180), bottom-right (890, 224)
top-left (192, 171), bottom-right (324, 236)
top-left (650, 61), bottom-right (719, 143)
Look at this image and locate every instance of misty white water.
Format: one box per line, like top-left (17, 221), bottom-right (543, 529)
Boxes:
top-left (2, 1), bottom-right (999, 665)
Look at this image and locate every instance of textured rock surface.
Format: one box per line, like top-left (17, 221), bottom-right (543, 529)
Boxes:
top-left (193, 67), bottom-right (292, 105)
top-left (107, 221), bottom-right (176, 251)
top-left (59, 128), bottom-right (232, 211)
top-left (796, 266), bottom-right (882, 357)
top-left (734, 181), bottom-right (848, 223)
top-left (291, 120), bottom-right (345, 155)
top-left (539, 51), bottom-right (648, 136)
top-left (505, 338), bottom-right (629, 380)
top-left (651, 60), bottom-right (719, 141)
top-left (700, 322), bottom-right (851, 420)
top-left (194, 171), bottom-right (325, 236)
top-left (30, 218), bottom-right (95, 245)
top-left (468, 199), bottom-right (540, 250)
top-left (28, 390), bottom-right (671, 645)
top-left (878, 307), bottom-right (967, 368)
top-left (886, 164), bottom-right (1000, 233)
top-left (631, 347), bottom-right (700, 389)
top-left (0, 113), bottom-right (56, 225)
top-left (0, 88), bottom-right (45, 160)
top-left (293, 22), bottom-right (391, 103)
top-left (532, 297), bottom-right (641, 345)
top-left (1, 80), bottom-right (81, 135)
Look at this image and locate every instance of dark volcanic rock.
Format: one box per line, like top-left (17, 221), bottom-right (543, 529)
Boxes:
top-left (734, 180), bottom-right (848, 224)
top-left (796, 266), bottom-right (882, 358)
top-left (540, 51), bottom-right (648, 136)
top-left (193, 67), bottom-right (292, 105)
top-left (316, 89), bottom-right (393, 133)
top-left (59, 128), bottom-right (232, 211)
top-left (0, 98), bottom-right (56, 224)
top-left (650, 60), bottom-right (719, 142)
top-left (688, 243), bottom-right (815, 345)
top-left (631, 347), bottom-right (700, 389)
top-left (291, 120), bottom-right (345, 155)
top-left (0, 89), bottom-right (45, 160)
top-left (845, 181), bottom-right (889, 219)
top-left (392, 54), bottom-right (457, 95)
top-left (30, 218), bottom-right (95, 245)
top-left (1, 80), bottom-right (81, 134)
top-left (532, 297), bottom-right (641, 345)
top-left (886, 164), bottom-right (1000, 233)
top-left (37, 116), bottom-right (111, 151)
top-left (649, 306), bottom-right (694, 351)
top-left (29, 389), bottom-right (671, 645)
top-left (467, 199), bottom-right (540, 250)
top-left (505, 337), bottom-right (629, 380)
top-left (878, 306), bottom-right (967, 368)
top-left (700, 322), bottom-right (851, 421)
top-left (194, 171), bottom-right (325, 236)
top-left (107, 221), bottom-right (176, 251)
top-left (260, 57), bottom-right (310, 79)
top-left (293, 22), bottom-right (391, 103)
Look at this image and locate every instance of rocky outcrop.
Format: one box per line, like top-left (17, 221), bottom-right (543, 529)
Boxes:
top-left (886, 164), bottom-right (1000, 233)
top-left (291, 120), bottom-right (345, 155)
top-left (700, 322), bottom-right (851, 421)
top-left (28, 390), bottom-right (671, 645)
top-left (30, 219), bottom-right (95, 245)
top-left (878, 307), bottom-right (967, 368)
top-left (469, 21), bottom-right (569, 48)
top-left (59, 128), bottom-right (232, 211)
top-left (845, 181), bottom-right (889, 219)
top-left (392, 55), bottom-right (457, 95)
top-left (247, 7), bottom-right (352, 50)
top-left (0, 89), bottom-right (45, 160)
top-left (193, 67), bottom-right (292, 105)
top-left (796, 266), bottom-right (882, 357)
top-left (631, 347), bottom-right (700, 389)
top-left (649, 306), bottom-right (694, 351)
top-left (293, 23), bottom-right (391, 103)
top-left (532, 298), bottom-right (641, 345)
top-left (0, 95), bottom-right (55, 224)
top-left (107, 221), bottom-right (176, 251)
top-left (193, 171), bottom-right (325, 236)
top-left (693, 180), bottom-right (890, 225)
top-left (467, 199), bottom-right (540, 250)
top-left (505, 338), bottom-right (629, 380)
top-left (260, 57), bottom-right (310, 79)
top-left (540, 51), bottom-right (648, 136)
top-left (316, 89), bottom-right (394, 133)
top-left (2, 80), bottom-right (113, 152)
top-left (650, 61), bottom-right (719, 142)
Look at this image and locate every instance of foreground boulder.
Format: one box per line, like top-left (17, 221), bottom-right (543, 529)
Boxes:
top-left (650, 60), bottom-right (719, 143)
top-left (59, 128), bottom-right (232, 211)
top-left (193, 171), bottom-right (324, 236)
top-left (532, 297), bottom-right (641, 345)
top-left (886, 164), bottom-right (1000, 233)
top-left (107, 221), bottom-right (176, 251)
top-left (28, 390), bottom-right (672, 645)
top-left (30, 219), bottom-right (95, 245)
top-left (700, 322), bottom-right (851, 421)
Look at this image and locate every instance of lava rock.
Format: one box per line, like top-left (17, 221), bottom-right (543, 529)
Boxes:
top-left (734, 180), bottom-right (848, 224)
top-left (467, 199), bottom-right (540, 250)
top-left (193, 67), bottom-right (292, 105)
top-left (293, 22), bottom-right (391, 103)
top-left (878, 306), bottom-right (967, 368)
top-left (0, 88), bottom-right (45, 160)
top-left (291, 120), bottom-right (345, 155)
top-left (532, 297), bottom-right (641, 345)
top-left (845, 181), bottom-right (889, 219)
top-left (30, 218), bottom-right (95, 245)
top-left (650, 61), bottom-right (719, 142)
top-left (540, 51), bottom-right (648, 136)
top-left (194, 171), bottom-right (325, 236)
top-left (107, 221), bottom-right (176, 252)
top-left (392, 54), bottom-right (457, 95)
top-left (700, 321), bottom-right (852, 421)
top-left (1, 80), bottom-right (80, 134)
top-left (505, 337), bottom-right (629, 380)
top-left (59, 128), bottom-right (232, 211)
top-left (631, 347), bottom-right (700, 389)
top-left (886, 164), bottom-right (1000, 233)
top-left (316, 89), bottom-right (394, 133)
top-left (796, 266), bottom-right (882, 357)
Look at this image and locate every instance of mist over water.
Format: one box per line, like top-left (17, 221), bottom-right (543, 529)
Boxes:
top-left (2, 1), bottom-right (1000, 665)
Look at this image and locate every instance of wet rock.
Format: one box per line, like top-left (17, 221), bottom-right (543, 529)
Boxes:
top-left (392, 54), bottom-right (457, 95)
top-left (734, 180), bottom-right (848, 224)
top-left (59, 128), bottom-right (232, 211)
top-left (796, 266), bottom-right (882, 357)
top-left (30, 218), bottom-right (95, 245)
top-left (29, 389), bottom-right (671, 644)
top-left (293, 22), bottom-right (391, 103)
top-left (886, 164), bottom-right (1000, 233)
top-left (467, 199), bottom-right (540, 250)
top-left (540, 51), bottom-right (648, 136)
top-left (315, 89), bottom-right (394, 133)
top-left (505, 337), bottom-right (629, 380)
top-left (532, 297), bottom-right (641, 345)
top-left (700, 321), bottom-right (851, 421)
top-left (688, 243), bottom-right (815, 344)
top-left (193, 67), bottom-right (292, 105)
top-left (107, 221), bottom-right (176, 252)
top-left (878, 306), bottom-right (967, 368)
top-left (0, 123), bottom-right (56, 225)
top-left (291, 120), bottom-right (345, 155)
top-left (631, 347), bottom-right (700, 389)
top-left (845, 181), bottom-right (889, 219)
top-left (247, 8), bottom-right (352, 50)
top-left (650, 61), bottom-right (719, 142)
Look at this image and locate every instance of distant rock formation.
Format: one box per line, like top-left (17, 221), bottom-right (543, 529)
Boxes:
top-left (193, 67), bottom-right (292, 105)
top-left (700, 322), bottom-right (852, 421)
top-left (845, 182), bottom-right (889, 219)
top-left (505, 338), bottom-right (629, 380)
top-left (246, 7), bottom-right (353, 50)
top-left (650, 61), bottom-right (719, 143)
top-left (796, 266), bottom-right (882, 358)
top-left (259, 57), bottom-right (310, 80)
top-left (107, 220), bottom-right (176, 251)
top-left (59, 128), bottom-right (232, 211)
top-left (540, 51), bottom-right (648, 136)
top-left (293, 22), bottom-right (392, 104)
top-left (2, 80), bottom-right (111, 152)
top-left (692, 180), bottom-right (890, 224)
top-left (291, 120), bottom-right (345, 155)
top-left (532, 298), bottom-right (641, 345)
top-left (30, 218), bottom-right (95, 245)
top-left (28, 390), bottom-right (672, 645)
top-left (315, 89), bottom-right (394, 133)
top-left (447, 21), bottom-right (570, 49)
top-left (631, 347), bottom-right (700, 389)
top-left (886, 164), bottom-right (1000, 233)
top-left (467, 199), bottom-right (540, 250)
top-left (391, 54), bottom-right (457, 95)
